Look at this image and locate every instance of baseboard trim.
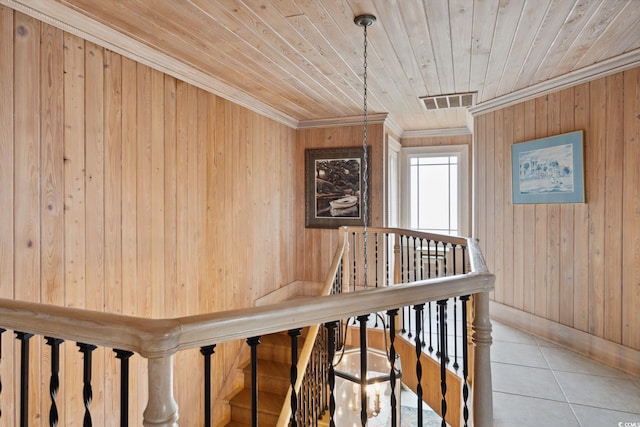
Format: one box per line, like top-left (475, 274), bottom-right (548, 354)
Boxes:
top-left (490, 301), bottom-right (640, 377)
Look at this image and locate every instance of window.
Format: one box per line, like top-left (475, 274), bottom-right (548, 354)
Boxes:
top-left (401, 145), bottom-right (469, 236)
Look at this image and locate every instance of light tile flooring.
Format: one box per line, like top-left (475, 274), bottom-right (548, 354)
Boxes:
top-left (491, 320), bottom-right (640, 427)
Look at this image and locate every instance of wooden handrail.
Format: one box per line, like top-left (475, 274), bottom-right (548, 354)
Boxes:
top-left (0, 232), bottom-right (486, 359)
top-left (343, 226), bottom-right (469, 247)
top-left (0, 270), bottom-right (493, 359)
top-left (0, 231), bottom-right (484, 358)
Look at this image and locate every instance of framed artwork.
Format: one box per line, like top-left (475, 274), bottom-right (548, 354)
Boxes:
top-left (305, 146), bottom-right (371, 228)
top-left (511, 130), bottom-right (585, 204)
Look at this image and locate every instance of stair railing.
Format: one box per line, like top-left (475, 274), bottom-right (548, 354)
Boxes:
top-left (278, 226), bottom-right (495, 427)
top-left (0, 227), bottom-right (494, 427)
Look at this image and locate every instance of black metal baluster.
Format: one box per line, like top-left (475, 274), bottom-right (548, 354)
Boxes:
top-left (246, 336), bottom-right (261, 427)
top-left (304, 375), bottom-right (313, 425)
top-left (305, 374), bottom-right (311, 423)
top-left (436, 297), bottom-right (441, 359)
top-left (462, 245), bottom-right (467, 274)
top-left (434, 240), bottom-right (440, 277)
top-left (320, 327), bottom-right (329, 414)
top-left (412, 236), bottom-right (417, 282)
top-left (442, 241), bottom-right (448, 276)
top-left (418, 237), bottom-right (424, 280)
top-left (288, 329), bottom-right (302, 427)
top-left (326, 321), bottom-right (338, 426)
top-left (309, 345), bottom-right (316, 423)
top-left (460, 295), bottom-right (470, 427)
top-left (407, 305), bottom-right (413, 339)
top-left (400, 236), bottom-right (407, 333)
top-left (404, 236), bottom-right (410, 283)
top-left (16, 331), bottom-right (33, 427)
top-left (200, 344), bottom-right (216, 427)
top-left (311, 343), bottom-right (322, 425)
top-left (437, 300), bottom-right (448, 427)
top-left (77, 343), bottom-right (97, 427)
top-left (374, 233), bottom-right (380, 327)
top-left (421, 303), bottom-right (426, 349)
top-left (426, 239), bottom-right (432, 278)
top-left (337, 261), bottom-right (343, 295)
top-left (387, 309), bottom-right (399, 427)
top-left (400, 235), bottom-right (405, 282)
top-left (385, 233), bottom-right (390, 287)
top-left (297, 376), bottom-right (304, 425)
top-left (114, 349), bottom-right (133, 427)
top-left (428, 301), bottom-right (434, 353)
top-left (375, 232), bottom-right (379, 288)
top-left (452, 243), bottom-right (458, 276)
top-left (45, 337), bottom-right (64, 427)
top-left (0, 328), bottom-right (5, 419)
top-left (413, 305), bottom-right (425, 426)
top-left (453, 296), bottom-right (459, 370)
top-left (407, 238), bottom-right (414, 338)
top-left (357, 314), bottom-right (370, 427)
top-left (352, 232), bottom-right (357, 292)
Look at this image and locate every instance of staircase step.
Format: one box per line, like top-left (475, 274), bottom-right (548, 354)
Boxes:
top-left (243, 359), bottom-right (291, 395)
top-left (258, 332), bottom-right (304, 365)
top-left (229, 388), bottom-right (283, 425)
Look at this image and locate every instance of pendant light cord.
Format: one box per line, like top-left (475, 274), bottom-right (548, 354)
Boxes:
top-left (361, 19), bottom-right (370, 288)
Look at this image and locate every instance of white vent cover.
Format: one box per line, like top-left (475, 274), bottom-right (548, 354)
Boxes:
top-left (420, 92), bottom-right (476, 110)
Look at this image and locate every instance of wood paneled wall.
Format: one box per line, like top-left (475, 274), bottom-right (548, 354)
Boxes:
top-left (0, 7), bottom-right (299, 424)
top-left (474, 67), bottom-right (640, 351)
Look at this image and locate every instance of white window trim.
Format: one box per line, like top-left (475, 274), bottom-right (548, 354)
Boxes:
top-left (385, 135), bottom-right (401, 228)
top-left (400, 144), bottom-right (470, 236)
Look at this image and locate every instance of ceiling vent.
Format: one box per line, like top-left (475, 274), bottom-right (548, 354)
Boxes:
top-left (420, 92), bottom-right (476, 110)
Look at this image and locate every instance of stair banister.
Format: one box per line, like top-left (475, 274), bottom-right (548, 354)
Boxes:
top-left (0, 229), bottom-right (494, 426)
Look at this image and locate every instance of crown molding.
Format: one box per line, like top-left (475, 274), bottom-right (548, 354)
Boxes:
top-left (469, 49), bottom-right (640, 116)
top-left (297, 113), bottom-right (388, 129)
top-left (2, 0), bottom-right (300, 129)
top-left (382, 114), bottom-right (404, 138)
top-left (402, 127), bottom-right (471, 139)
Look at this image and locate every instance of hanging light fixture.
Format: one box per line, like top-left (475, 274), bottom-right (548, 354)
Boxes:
top-left (354, 13), bottom-right (375, 288)
top-left (331, 15), bottom-right (402, 427)
top-left (333, 346), bottom-right (402, 425)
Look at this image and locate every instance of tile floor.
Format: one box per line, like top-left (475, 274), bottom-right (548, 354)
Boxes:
top-left (491, 320), bottom-right (640, 427)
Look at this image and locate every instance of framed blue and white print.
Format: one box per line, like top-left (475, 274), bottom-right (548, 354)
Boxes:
top-left (511, 130), bottom-right (585, 204)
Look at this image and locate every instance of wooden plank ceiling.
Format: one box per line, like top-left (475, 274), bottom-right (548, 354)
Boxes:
top-left (4, 0), bottom-right (640, 132)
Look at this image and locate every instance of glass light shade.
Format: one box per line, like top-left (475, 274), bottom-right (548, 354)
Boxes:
top-left (333, 348), bottom-right (402, 426)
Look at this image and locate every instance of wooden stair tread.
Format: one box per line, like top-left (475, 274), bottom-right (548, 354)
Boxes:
top-left (230, 388), bottom-right (284, 415)
top-left (242, 358), bottom-right (289, 377)
top-left (260, 331), bottom-right (304, 348)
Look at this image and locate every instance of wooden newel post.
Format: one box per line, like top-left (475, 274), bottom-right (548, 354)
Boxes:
top-left (471, 291), bottom-right (493, 427)
top-left (143, 355), bottom-right (179, 427)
